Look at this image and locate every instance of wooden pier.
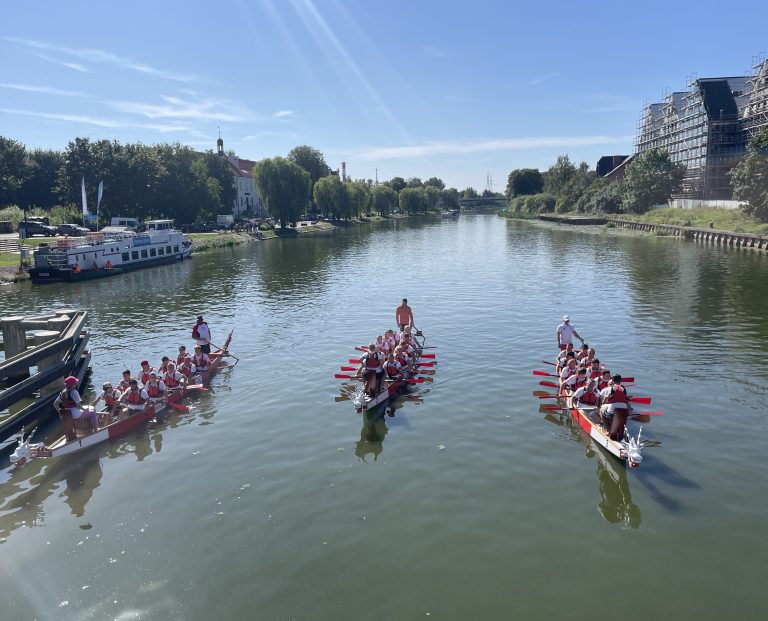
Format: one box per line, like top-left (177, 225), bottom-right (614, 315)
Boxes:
top-left (0, 310), bottom-right (91, 446)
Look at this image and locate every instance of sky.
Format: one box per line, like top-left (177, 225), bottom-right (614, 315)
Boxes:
top-left (1, 0), bottom-right (767, 191)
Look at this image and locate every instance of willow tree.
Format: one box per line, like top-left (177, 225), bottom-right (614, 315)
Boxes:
top-left (253, 156), bottom-right (311, 228)
top-left (313, 174), bottom-right (347, 219)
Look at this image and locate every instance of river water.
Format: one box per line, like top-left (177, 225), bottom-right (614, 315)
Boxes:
top-left (1, 215), bottom-right (767, 620)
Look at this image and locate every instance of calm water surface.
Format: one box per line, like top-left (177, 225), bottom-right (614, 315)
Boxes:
top-left (1, 215), bottom-right (767, 620)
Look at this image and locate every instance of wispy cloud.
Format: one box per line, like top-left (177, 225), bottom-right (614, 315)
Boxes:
top-left (0, 83), bottom-right (85, 97)
top-left (107, 95), bottom-right (254, 122)
top-left (358, 135), bottom-right (633, 160)
top-left (273, 109), bottom-right (296, 119)
top-left (0, 107), bottom-right (206, 135)
top-left (529, 72), bottom-right (559, 85)
top-left (3, 36), bottom-right (197, 82)
top-left (424, 45), bottom-right (447, 58)
top-left (36, 53), bottom-right (90, 73)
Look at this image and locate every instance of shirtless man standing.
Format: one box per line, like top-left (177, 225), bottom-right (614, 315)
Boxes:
top-left (395, 299), bottom-right (414, 331)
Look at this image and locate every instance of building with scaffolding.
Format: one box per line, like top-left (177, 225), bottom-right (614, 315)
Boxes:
top-left (636, 76), bottom-right (750, 200)
top-left (743, 58), bottom-right (768, 140)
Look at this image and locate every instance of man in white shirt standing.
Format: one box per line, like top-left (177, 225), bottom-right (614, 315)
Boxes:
top-left (192, 315), bottom-right (212, 354)
top-left (556, 315), bottom-right (583, 351)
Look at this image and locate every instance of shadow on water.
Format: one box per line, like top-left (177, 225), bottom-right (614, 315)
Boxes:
top-left (631, 450), bottom-right (701, 514)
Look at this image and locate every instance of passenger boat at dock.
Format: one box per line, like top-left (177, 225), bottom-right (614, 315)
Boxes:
top-left (29, 220), bottom-right (192, 284)
top-left (9, 332), bottom-right (234, 467)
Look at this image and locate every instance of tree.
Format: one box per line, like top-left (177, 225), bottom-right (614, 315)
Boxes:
top-left (543, 155), bottom-right (577, 196)
top-left (555, 161), bottom-right (595, 212)
top-left (424, 176), bottom-right (445, 190)
top-left (17, 148), bottom-right (63, 209)
top-left (399, 187), bottom-right (426, 214)
top-left (253, 157), bottom-right (311, 228)
top-left (287, 145), bottom-right (330, 187)
top-left (387, 176), bottom-right (407, 193)
top-left (0, 136), bottom-right (33, 206)
top-left (621, 149), bottom-right (685, 214)
top-left (371, 184), bottom-right (398, 216)
top-left (730, 129), bottom-right (768, 222)
top-left (441, 187), bottom-right (460, 210)
top-left (506, 168), bottom-right (543, 198)
top-left (462, 187), bottom-right (478, 199)
top-left (406, 177), bottom-right (423, 189)
top-left (346, 181), bottom-right (371, 217)
top-left (313, 175), bottom-right (347, 219)
top-left (424, 186), bottom-right (443, 211)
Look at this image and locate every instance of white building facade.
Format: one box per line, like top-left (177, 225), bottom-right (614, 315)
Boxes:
top-left (217, 137), bottom-right (266, 218)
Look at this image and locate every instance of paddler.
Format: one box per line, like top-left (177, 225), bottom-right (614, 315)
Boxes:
top-left (118, 379), bottom-right (149, 414)
top-left (563, 367), bottom-right (588, 394)
top-left (576, 343), bottom-right (590, 362)
top-left (176, 345), bottom-right (187, 366)
top-left (179, 355), bottom-right (197, 379)
top-left (385, 352), bottom-right (402, 381)
top-left (587, 359), bottom-right (602, 381)
top-left (597, 369), bottom-right (612, 390)
top-left (158, 356), bottom-right (172, 375)
top-left (144, 372), bottom-right (167, 403)
top-left (118, 369), bottom-right (133, 392)
top-left (358, 343), bottom-right (383, 398)
top-left (54, 376), bottom-right (99, 439)
top-left (570, 378), bottom-right (599, 410)
top-left (599, 374), bottom-right (631, 440)
top-left (395, 299), bottom-right (414, 332)
top-left (92, 381), bottom-right (121, 418)
top-left (192, 345), bottom-right (210, 374)
top-left (558, 358), bottom-right (578, 391)
top-left (164, 362), bottom-right (186, 391)
top-left (556, 315), bottom-right (583, 351)
top-left (138, 360), bottom-right (154, 385)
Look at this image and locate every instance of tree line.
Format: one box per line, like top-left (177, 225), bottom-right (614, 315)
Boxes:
top-left (503, 127), bottom-right (768, 222)
top-left (252, 145), bottom-right (475, 228)
top-left (0, 135), bottom-right (236, 225)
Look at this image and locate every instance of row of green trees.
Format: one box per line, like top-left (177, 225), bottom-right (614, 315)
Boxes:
top-left (0, 135), bottom-right (237, 224)
top-left (504, 128), bottom-right (768, 221)
top-left (251, 146), bottom-right (464, 228)
top-left (504, 149), bottom-right (686, 217)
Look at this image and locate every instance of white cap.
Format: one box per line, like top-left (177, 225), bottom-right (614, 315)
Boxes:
top-left (563, 315), bottom-right (570, 322)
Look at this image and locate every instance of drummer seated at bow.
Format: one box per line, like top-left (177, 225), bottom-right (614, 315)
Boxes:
top-left (357, 343), bottom-right (383, 398)
top-left (599, 374), bottom-right (632, 441)
top-left (144, 372), bottom-right (167, 403)
top-left (570, 378), bottom-right (599, 410)
top-left (118, 379), bottom-right (150, 415)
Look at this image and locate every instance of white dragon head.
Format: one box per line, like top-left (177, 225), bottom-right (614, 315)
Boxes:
top-left (9, 429), bottom-right (41, 468)
top-left (621, 425), bottom-right (643, 468)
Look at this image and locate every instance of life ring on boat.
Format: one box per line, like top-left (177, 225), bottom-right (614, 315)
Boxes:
top-left (105, 260), bottom-right (113, 270)
top-left (71, 264), bottom-right (81, 274)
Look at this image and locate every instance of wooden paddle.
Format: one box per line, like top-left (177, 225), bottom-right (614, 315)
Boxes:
top-left (537, 392), bottom-right (651, 405)
top-left (544, 405), bottom-right (663, 416)
top-left (335, 373), bottom-right (423, 383)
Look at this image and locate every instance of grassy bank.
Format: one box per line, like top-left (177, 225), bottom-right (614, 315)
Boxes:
top-left (615, 208), bottom-right (768, 235)
top-left (189, 232), bottom-right (256, 251)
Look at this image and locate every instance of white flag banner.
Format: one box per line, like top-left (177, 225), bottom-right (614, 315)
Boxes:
top-left (81, 176), bottom-right (88, 216)
top-left (97, 180), bottom-right (104, 213)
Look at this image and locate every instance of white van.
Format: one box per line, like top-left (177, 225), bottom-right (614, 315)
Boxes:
top-left (110, 216), bottom-right (139, 230)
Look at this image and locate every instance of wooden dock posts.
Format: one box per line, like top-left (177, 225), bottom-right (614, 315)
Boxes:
top-left (0, 310), bottom-right (91, 445)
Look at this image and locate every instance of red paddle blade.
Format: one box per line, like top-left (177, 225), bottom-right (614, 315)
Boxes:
top-left (541, 360), bottom-right (557, 366)
top-left (334, 373), bottom-right (356, 379)
top-left (629, 396), bottom-right (651, 405)
top-left (543, 406), bottom-right (568, 411)
top-left (621, 376), bottom-right (635, 383)
top-left (166, 402), bottom-right (189, 412)
top-left (532, 370), bottom-right (555, 377)
top-left (419, 353), bottom-right (436, 359)
top-left (348, 358), bottom-right (362, 364)
top-left (406, 378), bottom-right (424, 383)
top-left (539, 380), bottom-right (558, 388)
top-left (538, 395), bottom-right (559, 399)
top-left (354, 346), bottom-right (367, 352)
top-left (416, 362), bottom-right (435, 367)
top-left (638, 411), bottom-right (663, 416)
top-left (340, 366), bottom-right (356, 371)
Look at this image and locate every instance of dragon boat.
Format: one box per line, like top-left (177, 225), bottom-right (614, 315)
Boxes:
top-left (9, 332), bottom-right (235, 467)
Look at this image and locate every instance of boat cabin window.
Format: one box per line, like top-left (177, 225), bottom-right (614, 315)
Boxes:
top-left (158, 247), bottom-right (165, 255)
top-left (150, 248), bottom-right (156, 257)
top-left (174, 245), bottom-right (179, 253)
top-left (141, 249), bottom-right (148, 259)
top-left (132, 251), bottom-right (139, 260)
top-left (166, 245), bottom-right (172, 254)
top-left (122, 252), bottom-right (130, 262)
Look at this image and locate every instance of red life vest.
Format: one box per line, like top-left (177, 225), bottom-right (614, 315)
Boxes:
top-left (147, 383), bottom-right (163, 398)
top-left (598, 379), bottom-right (609, 390)
top-left (589, 370), bottom-right (601, 380)
top-left (104, 391), bottom-right (118, 407)
top-left (180, 365), bottom-right (192, 377)
top-left (578, 390), bottom-right (598, 406)
top-left (176, 354), bottom-right (186, 366)
top-left (573, 378), bottom-right (587, 391)
top-left (605, 386), bottom-right (628, 404)
top-left (165, 372), bottom-right (179, 388)
top-left (364, 353), bottom-right (380, 371)
top-left (59, 389), bottom-right (77, 411)
top-left (386, 362), bottom-right (400, 377)
top-left (193, 354), bottom-right (208, 369)
top-left (127, 390), bottom-right (143, 404)
top-left (140, 371), bottom-right (151, 384)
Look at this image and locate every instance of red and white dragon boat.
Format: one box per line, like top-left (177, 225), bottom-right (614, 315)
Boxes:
top-left (9, 332), bottom-right (235, 467)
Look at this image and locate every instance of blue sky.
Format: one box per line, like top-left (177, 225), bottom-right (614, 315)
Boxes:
top-left (1, 0), bottom-right (767, 191)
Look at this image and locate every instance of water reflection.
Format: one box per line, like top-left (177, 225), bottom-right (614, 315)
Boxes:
top-left (540, 407), bottom-right (641, 529)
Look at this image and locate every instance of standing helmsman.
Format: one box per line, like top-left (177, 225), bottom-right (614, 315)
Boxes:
top-left (395, 299), bottom-right (414, 332)
top-left (557, 315), bottom-right (583, 351)
top-left (192, 315), bottom-right (212, 354)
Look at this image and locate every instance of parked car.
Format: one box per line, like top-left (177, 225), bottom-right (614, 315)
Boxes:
top-left (18, 220), bottom-right (56, 237)
top-left (56, 223), bottom-right (90, 237)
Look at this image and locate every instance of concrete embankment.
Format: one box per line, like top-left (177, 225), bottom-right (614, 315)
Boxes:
top-left (607, 218), bottom-right (768, 251)
top-left (537, 214), bottom-right (607, 225)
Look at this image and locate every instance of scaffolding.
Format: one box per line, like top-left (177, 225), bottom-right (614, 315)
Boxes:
top-left (743, 57), bottom-right (768, 140)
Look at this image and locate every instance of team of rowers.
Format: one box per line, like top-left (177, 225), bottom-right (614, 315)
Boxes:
top-left (356, 326), bottom-right (422, 398)
top-left (556, 317), bottom-right (633, 441)
top-left (53, 343), bottom-right (213, 437)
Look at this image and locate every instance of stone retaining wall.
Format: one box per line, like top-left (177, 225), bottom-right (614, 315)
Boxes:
top-left (607, 219), bottom-right (768, 251)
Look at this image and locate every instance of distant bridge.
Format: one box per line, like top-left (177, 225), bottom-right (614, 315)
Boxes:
top-left (458, 197), bottom-right (506, 208)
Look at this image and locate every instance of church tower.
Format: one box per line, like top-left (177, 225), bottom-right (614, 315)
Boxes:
top-left (217, 128), bottom-right (224, 156)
